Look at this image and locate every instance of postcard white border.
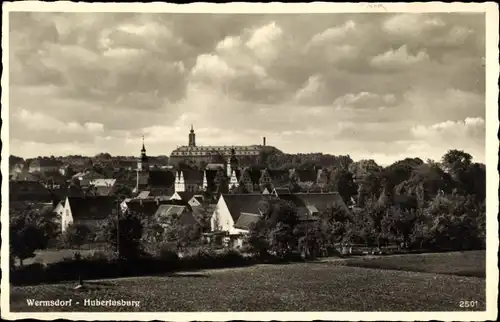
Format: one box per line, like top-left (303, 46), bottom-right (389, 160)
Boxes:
top-left (1, 2), bottom-right (498, 321)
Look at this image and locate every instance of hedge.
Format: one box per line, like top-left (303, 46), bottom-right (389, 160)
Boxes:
top-left (10, 249), bottom-right (254, 286)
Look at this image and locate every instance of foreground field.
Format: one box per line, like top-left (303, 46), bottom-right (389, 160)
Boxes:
top-left (344, 250), bottom-right (486, 278)
top-left (11, 254), bottom-right (485, 312)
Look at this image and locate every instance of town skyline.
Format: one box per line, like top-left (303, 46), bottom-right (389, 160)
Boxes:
top-left (8, 12), bottom-right (486, 165)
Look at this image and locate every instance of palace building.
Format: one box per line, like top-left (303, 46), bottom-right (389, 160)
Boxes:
top-left (169, 125), bottom-right (277, 168)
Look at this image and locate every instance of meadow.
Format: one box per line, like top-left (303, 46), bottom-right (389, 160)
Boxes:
top-left (10, 251), bottom-right (486, 312)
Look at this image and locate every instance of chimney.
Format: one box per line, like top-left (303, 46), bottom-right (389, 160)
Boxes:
top-left (263, 137), bottom-right (266, 146)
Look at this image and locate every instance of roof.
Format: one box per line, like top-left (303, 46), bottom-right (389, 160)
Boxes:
top-left (149, 170), bottom-right (175, 188)
top-left (137, 191), bottom-right (151, 199)
top-left (175, 191), bottom-right (196, 203)
top-left (220, 194), bottom-right (267, 222)
top-left (233, 212), bottom-right (262, 230)
top-left (155, 204), bottom-right (187, 218)
top-left (10, 172), bottom-right (40, 182)
top-left (278, 192), bottom-right (348, 216)
top-left (94, 185), bottom-right (115, 196)
top-left (67, 196), bottom-right (116, 220)
top-left (90, 178), bottom-right (116, 187)
top-left (126, 199), bottom-right (165, 217)
top-left (179, 169), bottom-right (204, 185)
top-left (72, 171), bottom-right (101, 180)
top-left (9, 181), bottom-right (54, 202)
top-left (205, 163), bottom-right (225, 170)
top-left (272, 187), bottom-right (292, 196)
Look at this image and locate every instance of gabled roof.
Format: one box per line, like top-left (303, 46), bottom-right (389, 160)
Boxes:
top-left (220, 194), bottom-right (267, 222)
top-left (234, 212), bottom-right (261, 230)
top-left (155, 204), bottom-right (187, 218)
top-left (272, 187), bottom-right (292, 196)
top-left (175, 191), bottom-right (196, 203)
top-left (67, 196), bottom-right (116, 220)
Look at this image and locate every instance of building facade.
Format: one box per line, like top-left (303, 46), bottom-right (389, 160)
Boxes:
top-left (169, 125), bottom-right (278, 167)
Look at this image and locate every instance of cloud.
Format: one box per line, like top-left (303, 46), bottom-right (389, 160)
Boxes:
top-left (333, 92), bottom-right (398, 110)
top-left (371, 45), bottom-right (430, 69)
top-left (411, 117), bottom-right (485, 140)
top-left (383, 14), bottom-right (446, 36)
top-left (308, 20), bottom-right (356, 45)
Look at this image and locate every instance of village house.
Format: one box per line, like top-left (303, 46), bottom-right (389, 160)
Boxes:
top-left (28, 159), bottom-right (64, 173)
top-left (154, 204), bottom-right (199, 228)
top-left (169, 191), bottom-right (204, 208)
top-left (209, 194), bottom-right (266, 247)
top-left (61, 196), bottom-right (116, 233)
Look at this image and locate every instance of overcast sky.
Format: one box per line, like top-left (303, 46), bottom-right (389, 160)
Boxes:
top-left (8, 12), bottom-right (485, 165)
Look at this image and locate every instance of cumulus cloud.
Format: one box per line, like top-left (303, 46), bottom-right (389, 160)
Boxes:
top-left (371, 45), bottom-right (430, 69)
top-left (8, 12), bottom-right (486, 164)
top-left (308, 20), bottom-right (356, 45)
top-left (383, 14), bottom-right (446, 36)
top-left (333, 92), bottom-right (398, 110)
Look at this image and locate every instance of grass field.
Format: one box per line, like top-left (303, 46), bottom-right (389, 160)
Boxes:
top-left (10, 251), bottom-right (486, 312)
top-left (344, 250), bottom-right (486, 278)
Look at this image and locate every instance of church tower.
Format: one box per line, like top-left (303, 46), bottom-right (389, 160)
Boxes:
top-left (136, 136), bottom-right (149, 193)
top-left (188, 124), bottom-right (196, 147)
top-left (137, 136), bottom-right (149, 171)
top-left (175, 170), bottom-right (186, 192)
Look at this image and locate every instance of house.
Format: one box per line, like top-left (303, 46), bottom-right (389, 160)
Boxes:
top-left (271, 187), bottom-right (292, 197)
top-left (209, 194), bottom-right (266, 247)
top-left (278, 192), bottom-right (350, 220)
top-left (28, 159), bottom-right (64, 173)
top-left (10, 162), bottom-right (25, 175)
top-left (124, 198), bottom-right (165, 217)
top-left (10, 172), bottom-right (40, 182)
top-left (61, 196), bottom-right (116, 232)
top-left (93, 185), bottom-right (116, 196)
top-left (54, 200), bottom-right (65, 217)
top-left (154, 204), bottom-right (199, 228)
top-left (170, 191), bottom-right (204, 207)
top-left (72, 171), bottom-right (102, 187)
top-left (89, 178), bottom-right (116, 187)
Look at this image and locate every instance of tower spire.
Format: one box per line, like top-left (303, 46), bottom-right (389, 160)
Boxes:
top-left (188, 124), bottom-right (196, 147)
top-left (141, 135), bottom-right (146, 152)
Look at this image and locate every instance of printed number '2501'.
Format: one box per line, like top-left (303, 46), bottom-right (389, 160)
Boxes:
top-left (460, 300), bottom-right (479, 308)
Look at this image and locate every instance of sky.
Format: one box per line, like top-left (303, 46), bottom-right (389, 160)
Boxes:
top-left (8, 12), bottom-right (486, 165)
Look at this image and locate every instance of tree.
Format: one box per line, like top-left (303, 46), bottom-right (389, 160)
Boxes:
top-left (115, 185), bottom-right (133, 200)
top-left (101, 211), bottom-right (144, 259)
top-left (10, 208), bottom-right (53, 266)
top-left (441, 149), bottom-right (472, 181)
top-left (330, 168), bottom-right (358, 205)
top-left (61, 223), bottom-right (91, 249)
top-left (247, 199), bottom-right (300, 258)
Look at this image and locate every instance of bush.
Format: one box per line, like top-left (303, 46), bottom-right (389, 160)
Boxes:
top-left (11, 246), bottom-right (252, 286)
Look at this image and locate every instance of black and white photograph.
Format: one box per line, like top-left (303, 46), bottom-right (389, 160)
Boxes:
top-left (1, 2), bottom-right (498, 320)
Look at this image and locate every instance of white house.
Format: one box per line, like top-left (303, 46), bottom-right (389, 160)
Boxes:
top-left (61, 196), bottom-right (116, 233)
top-left (209, 194), bottom-right (265, 247)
